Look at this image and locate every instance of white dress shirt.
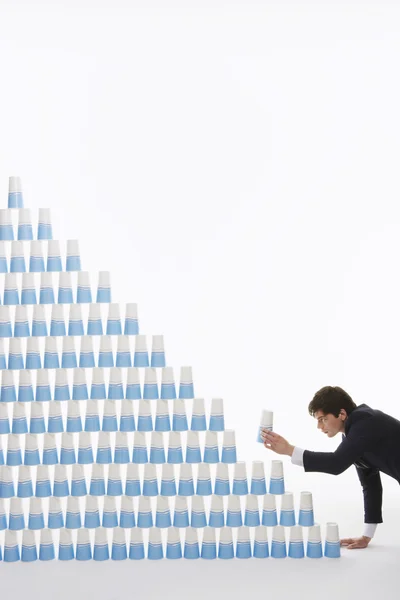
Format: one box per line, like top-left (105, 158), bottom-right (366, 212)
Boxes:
top-left (291, 446), bottom-right (378, 539)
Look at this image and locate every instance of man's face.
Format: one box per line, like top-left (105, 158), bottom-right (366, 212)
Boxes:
top-left (314, 409), bottom-right (346, 437)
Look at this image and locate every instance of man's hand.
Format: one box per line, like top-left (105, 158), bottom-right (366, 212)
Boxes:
top-left (261, 429), bottom-right (294, 456)
top-left (340, 536), bottom-right (371, 549)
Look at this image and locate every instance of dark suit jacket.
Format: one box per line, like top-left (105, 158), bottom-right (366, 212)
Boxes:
top-left (303, 403), bottom-right (400, 523)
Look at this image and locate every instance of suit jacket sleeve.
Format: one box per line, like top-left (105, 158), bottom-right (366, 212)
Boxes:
top-left (355, 464), bottom-right (383, 524)
top-left (302, 412), bottom-right (382, 476)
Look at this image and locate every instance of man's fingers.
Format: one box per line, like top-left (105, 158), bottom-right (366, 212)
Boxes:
top-left (340, 538), bottom-right (354, 545)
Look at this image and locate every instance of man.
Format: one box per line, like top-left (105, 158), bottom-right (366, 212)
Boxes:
top-left (261, 385), bottom-right (400, 550)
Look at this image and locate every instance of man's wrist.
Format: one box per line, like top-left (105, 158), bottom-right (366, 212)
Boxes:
top-left (287, 444), bottom-right (295, 457)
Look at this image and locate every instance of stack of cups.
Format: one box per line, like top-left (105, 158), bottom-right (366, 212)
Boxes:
top-left (324, 522), bottom-right (341, 558)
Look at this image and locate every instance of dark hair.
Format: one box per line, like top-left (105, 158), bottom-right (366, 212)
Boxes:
top-left (308, 386), bottom-right (357, 418)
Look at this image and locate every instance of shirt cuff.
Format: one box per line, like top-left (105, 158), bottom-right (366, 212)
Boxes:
top-left (363, 523), bottom-right (378, 538)
top-left (291, 446), bottom-right (305, 467)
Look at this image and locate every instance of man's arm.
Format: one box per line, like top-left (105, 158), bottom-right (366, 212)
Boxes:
top-left (355, 464), bottom-right (383, 526)
top-left (290, 447), bottom-right (381, 538)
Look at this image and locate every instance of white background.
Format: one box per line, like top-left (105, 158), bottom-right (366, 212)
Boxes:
top-left (1, 0), bottom-right (400, 598)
